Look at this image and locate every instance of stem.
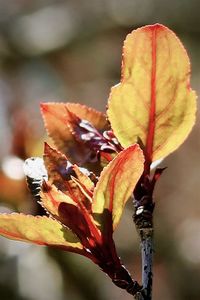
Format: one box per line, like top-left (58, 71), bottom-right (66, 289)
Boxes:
top-left (102, 262), bottom-right (142, 296)
top-left (134, 229), bottom-right (153, 300)
top-left (141, 229), bottom-right (153, 299)
top-left (133, 176), bottom-right (154, 300)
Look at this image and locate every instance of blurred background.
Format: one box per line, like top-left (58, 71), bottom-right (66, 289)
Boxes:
top-left (0, 0), bottom-right (199, 299)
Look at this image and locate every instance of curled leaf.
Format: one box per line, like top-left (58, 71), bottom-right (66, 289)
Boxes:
top-left (92, 144), bottom-right (144, 230)
top-left (108, 24), bottom-right (197, 170)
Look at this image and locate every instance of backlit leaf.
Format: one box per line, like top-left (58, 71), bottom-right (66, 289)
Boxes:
top-left (0, 213), bottom-right (83, 252)
top-left (92, 144), bottom-right (144, 230)
top-left (43, 143), bottom-right (93, 207)
top-left (40, 183), bottom-right (96, 248)
top-left (107, 24), bottom-right (197, 169)
top-left (40, 102), bottom-right (108, 165)
top-left (40, 181), bottom-right (75, 217)
top-left (58, 202), bottom-right (94, 248)
top-left (73, 165), bottom-right (94, 191)
top-left (67, 109), bottom-right (120, 164)
top-left (43, 142), bottom-right (74, 192)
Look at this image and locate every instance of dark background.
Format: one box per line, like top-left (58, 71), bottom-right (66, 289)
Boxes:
top-left (0, 1), bottom-right (199, 299)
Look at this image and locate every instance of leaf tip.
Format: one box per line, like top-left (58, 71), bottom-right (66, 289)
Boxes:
top-left (43, 141), bottom-right (51, 154)
top-left (40, 102), bottom-right (49, 113)
top-left (128, 143), bottom-right (145, 164)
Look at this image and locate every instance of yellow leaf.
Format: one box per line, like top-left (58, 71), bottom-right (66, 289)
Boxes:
top-left (0, 213), bottom-right (83, 251)
top-left (40, 181), bottom-right (75, 217)
top-left (107, 24), bottom-right (197, 169)
top-left (40, 182), bottom-right (99, 248)
top-left (92, 144), bottom-right (144, 230)
top-left (73, 164), bottom-right (94, 191)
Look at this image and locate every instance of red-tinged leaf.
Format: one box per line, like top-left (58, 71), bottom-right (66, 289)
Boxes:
top-left (41, 180), bottom-right (93, 247)
top-left (43, 143), bottom-right (93, 207)
top-left (100, 151), bottom-right (116, 167)
top-left (40, 102), bottom-right (108, 165)
top-left (67, 110), bottom-right (120, 163)
top-left (58, 202), bottom-right (94, 249)
top-left (43, 142), bottom-right (75, 191)
top-left (72, 164), bottom-right (94, 192)
top-left (40, 181), bottom-right (75, 217)
top-left (92, 144), bottom-right (144, 230)
top-left (0, 213), bottom-right (83, 252)
top-left (107, 24), bottom-right (197, 172)
top-left (70, 176), bottom-right (93, 210)
top-left (41, 178), bottom-right (102, 246)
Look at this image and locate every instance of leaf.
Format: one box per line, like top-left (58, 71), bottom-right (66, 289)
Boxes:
top-left (40, 102), bottom-right (108, 165)
top-left (58, 202), bottom-right (94, 248)
top-left (43, 143), bottom-right (93, 207)
top-left (40, 161), bottom-right (100, 244)
top-left (107, 24), bottom-right (197, 168)
top-left (73, 165), bottom-right (94, 191)
top-left (43, 142), bottom-right (74, 191)
top-left (70, 176), bottom-right (92, 210)
top-left (92, 144), bottom-right (144, 230)
top-left (67, 109), bottom-right (119, 162)
top-left (0, 213), bottom-right (83, 252)
top-left (40, 181), bottom-right (75, 217)
top-left (40, 182), bottom-right (93, 248)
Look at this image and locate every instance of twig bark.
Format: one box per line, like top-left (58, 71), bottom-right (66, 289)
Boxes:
top-left (141, 229), bottom-right (153, 299)
top-left (134, 228), bottom-right (153, 300)
top-left (133, 176), bottom-right (154, 300)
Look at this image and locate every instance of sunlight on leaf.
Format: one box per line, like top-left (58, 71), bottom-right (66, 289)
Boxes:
top-left (43, 143), bottom-right (93, 207)
top-left (40, 181), bottom-right (75, 217)
top-left (108, 24), bottom-right (197, 169)
top-left (92, 144), bottom-right (144, 230)
top-left (40, 102), bottom-right (108, 164)
top-left (0, 213), bottom-right (83, 251)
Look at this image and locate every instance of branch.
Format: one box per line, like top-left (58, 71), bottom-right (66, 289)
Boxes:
top-left (133, 175), bottom-right (154, 300)
top-left (133, 228), bottom-right (153, 300)
top-left (141, 229), bottom-right (153, 299)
